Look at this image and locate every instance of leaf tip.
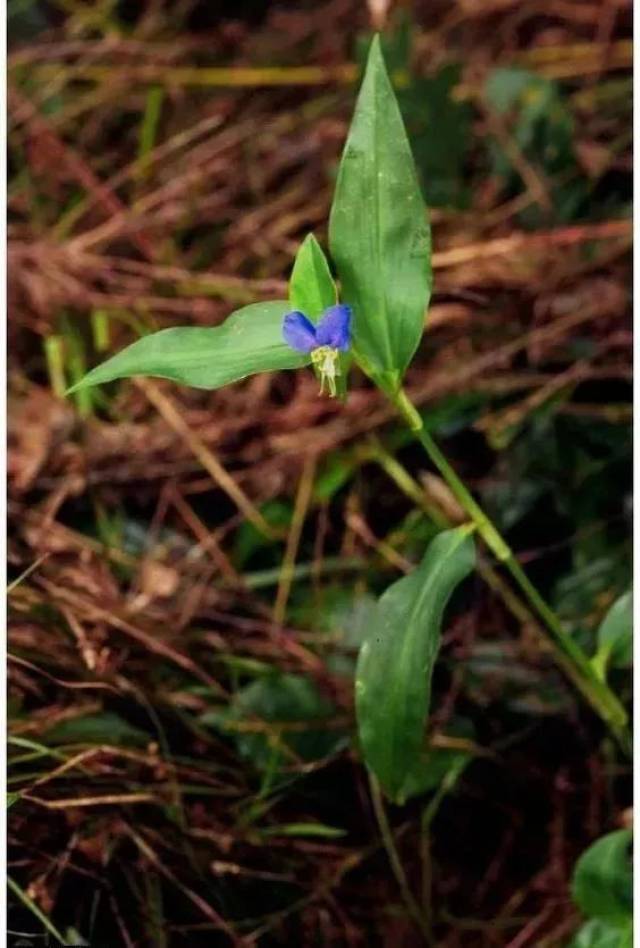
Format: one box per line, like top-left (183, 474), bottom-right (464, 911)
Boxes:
top-left (65, 373), bottom-right (97, 396)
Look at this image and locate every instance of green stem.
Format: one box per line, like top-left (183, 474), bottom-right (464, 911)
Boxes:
top-left (389, 387), bottom-right (630, 753)
top-left (365, 434), bottom-right (624, 738)
top-left (369, 772), bottom-right (434, 945)
top-left (420, 757), bottom-right (467, 925)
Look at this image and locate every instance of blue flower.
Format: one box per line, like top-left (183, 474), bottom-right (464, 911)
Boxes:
top-left (282, 304), bottom-right (352, 397)
top-left (283, 304), bottom-right (352, 353)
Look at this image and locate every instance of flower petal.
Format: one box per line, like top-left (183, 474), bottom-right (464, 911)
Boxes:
top-left (315, 304), bottom-right (352, 351)
top-left (282, 311), bottom-right (318, 353)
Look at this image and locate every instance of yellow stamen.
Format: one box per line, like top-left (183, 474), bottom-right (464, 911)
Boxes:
top-left (311, 346), bottom-right (340, 398)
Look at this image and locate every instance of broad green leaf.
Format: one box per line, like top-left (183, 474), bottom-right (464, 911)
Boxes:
top-left (571, 830), bottom-right (632, 925)
top-left (329, 34), bottom-right (432, 389)
top-left (570, 919), bottom-right (632, 948)
top-left (68, 301), bottom-right (309, 393)
top-left (355, 526), bottom-right (475, 803)
top-left (6, 791), bottom-right (20, 809)
top-left (289, 233), bottom-right (337, 318)
top-left (593, 590), bottom-right (632, 678)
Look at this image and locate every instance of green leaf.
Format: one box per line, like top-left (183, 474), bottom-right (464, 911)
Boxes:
top-left (289, 234), bottom-right (350, 399)
top-left (42, 712), bottom-right (150, 747)
top-left (203, 672), bottom-right (344, 775)
top-left (6, 791), bottom-right (20, 809)
top-left (329, 34), bottom-right (432, 389)
top-left (593, 590), bottom-right (633, 678)
top-left (570, 919), bottom-right (633, 948)
top-left (289, 233), bottom-right (337, 318)
top-left (67, 301), bottom-right (309, 393)
top-left (258, 822), bottom-right (346, 839)
top-left (355, 526), bottom-right (475, 803)
top-left (571, 830), bottom-right (632, 925)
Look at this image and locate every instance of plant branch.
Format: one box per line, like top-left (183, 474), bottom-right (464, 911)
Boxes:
top-left (387, 386), bottom-right (630, 753)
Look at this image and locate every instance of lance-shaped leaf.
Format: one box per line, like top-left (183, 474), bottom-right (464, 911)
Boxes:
top-left (355, 526), bottom-right (475, 803)
top-left (67, 301), bottom-right (309, 393)
top-left (289, 234), bottom-right (350, 400)
top-left (329, 34), bottom-right (432, 390)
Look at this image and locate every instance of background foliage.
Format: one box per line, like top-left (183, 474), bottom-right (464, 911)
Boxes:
top-left (8, 1), bottom-right (631, 945)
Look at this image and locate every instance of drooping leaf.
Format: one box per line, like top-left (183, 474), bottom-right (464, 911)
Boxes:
top-left (571, 830), bottom-right (632, 925)
top-left (355, 526), bottom-right (475, 803)
top-left (593, 590), bottom-right (633, 677)
top-left (289, 233), bottom-right (337, 318)
top-left (68, 301), bottom-right (309, 393)
top-left (329, 35), bottom-right (432, 390)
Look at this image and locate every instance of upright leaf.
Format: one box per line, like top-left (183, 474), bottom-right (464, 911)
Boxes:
top-left (68, 301), bottom-right (309, 393)
top-left (571, 830), bottom-right (633, 926)
top-left (355, 526), bottom-right (475, 803)
top-left (593, 590), bottom-right (633, 678)
top-left (329, 35), bottom-right (432, 389)
top-left (289, 233), bottom-right (337, 317)
top-left (289, 234), bottom-right (349, 399)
